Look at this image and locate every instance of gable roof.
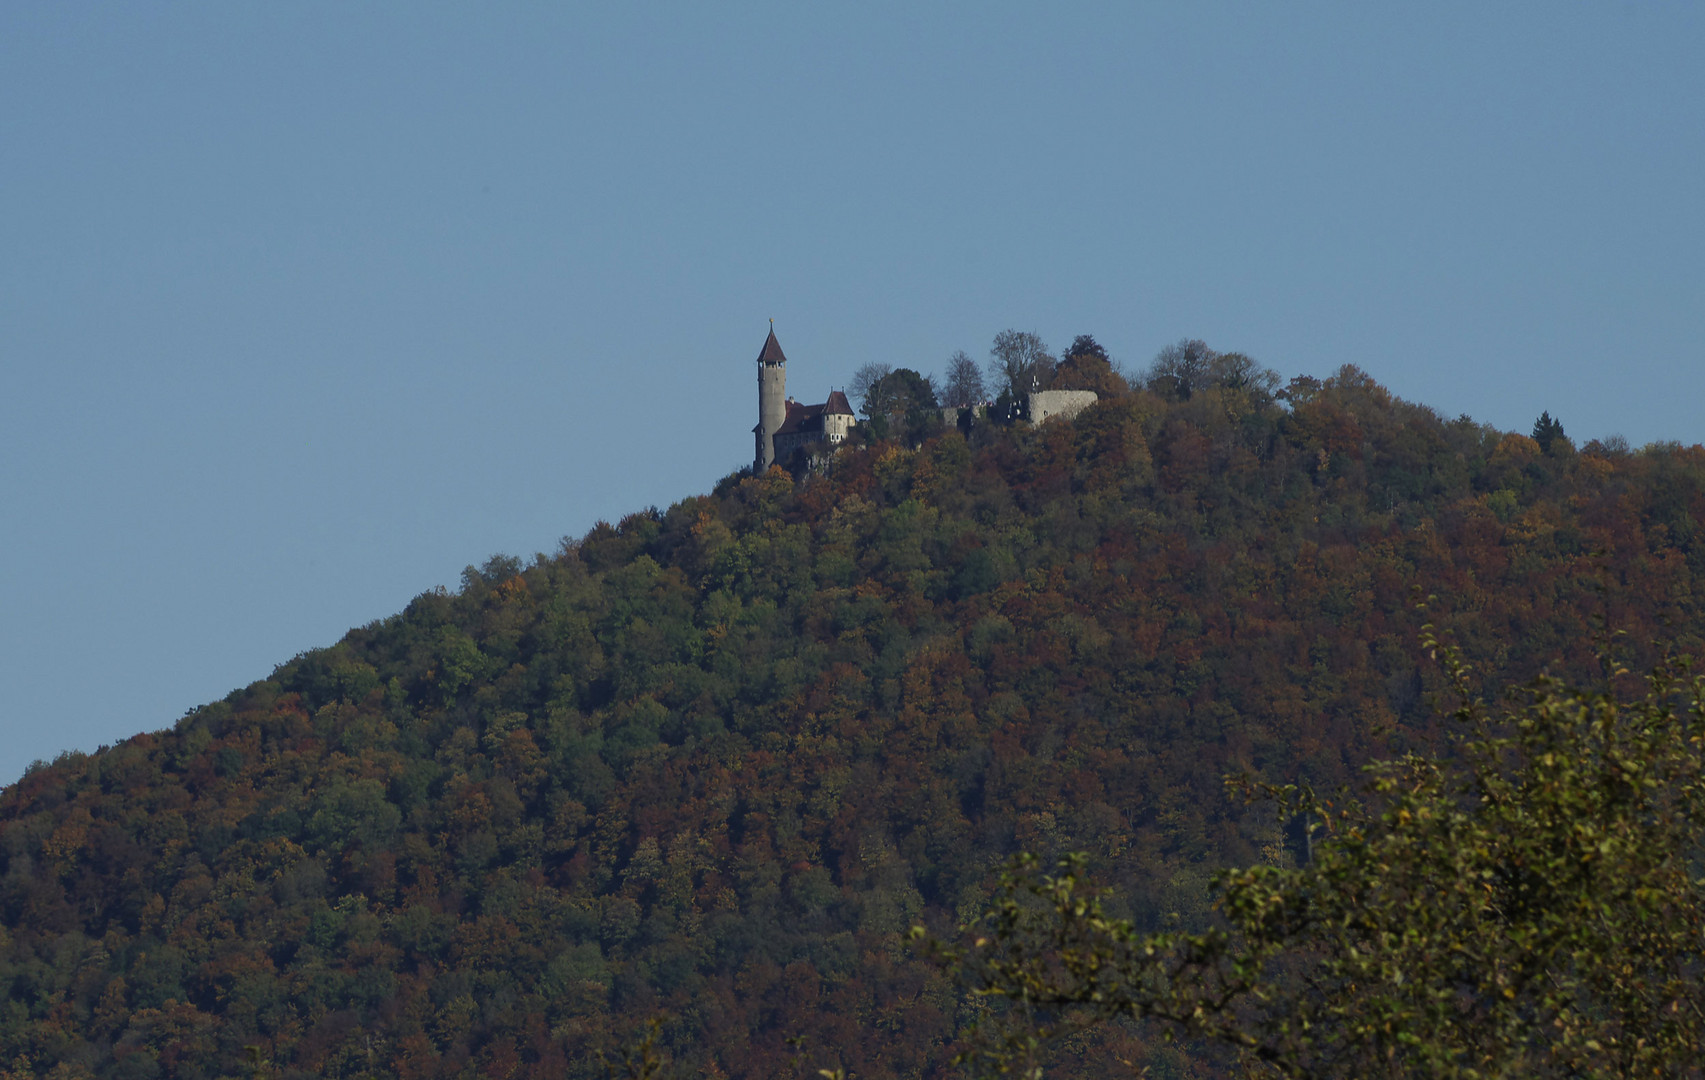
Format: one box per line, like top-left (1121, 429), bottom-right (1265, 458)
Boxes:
top-left (756, 328), bottom-right (787, 364)
top-left (775, 391), bottom-right (859, 438)
top-left (774, 400), bottom-right (824, 437)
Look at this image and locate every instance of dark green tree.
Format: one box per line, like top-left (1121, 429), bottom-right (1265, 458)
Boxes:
top-left (1062, 334), bottom-right (1110, 364)
top-left (1052, 335), bottom-right (1128, 397)
top-left (1532, 410), bottom-right (1568, 455)
top-left (858, 367), bottom-right (939, 438)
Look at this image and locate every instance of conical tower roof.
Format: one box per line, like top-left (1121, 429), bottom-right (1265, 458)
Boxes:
top-left (756, 326), bottom-right (788, 364)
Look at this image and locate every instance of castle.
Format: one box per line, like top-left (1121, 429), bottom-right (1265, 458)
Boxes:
top-left (750, 325), bottom-right (1101, 473)
top-left (753, 326), bottom-right (856, 472)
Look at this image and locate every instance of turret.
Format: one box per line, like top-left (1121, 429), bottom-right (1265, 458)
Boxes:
top-left (754, 323), bottom-right (788, 472)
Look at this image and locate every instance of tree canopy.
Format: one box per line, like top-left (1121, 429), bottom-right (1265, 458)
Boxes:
top-left (987, 330), bottom-right (1054, 398)
top-left (935, 633), bottom-right (1705, 1078)
top-left (2, 360), bottom-right (1704, 1078)
top-left (1050, 335), bottom-right (1128, 397)
top-left (1143, 339), bottom-right (1280, 404)
top-left (943, 350), bottom-right (988, 409)
top-left (1532, 411), bottom-right (1569, 456)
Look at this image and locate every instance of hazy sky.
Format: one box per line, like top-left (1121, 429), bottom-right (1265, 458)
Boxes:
top-left (3, 4), bottom-right (1702, 781)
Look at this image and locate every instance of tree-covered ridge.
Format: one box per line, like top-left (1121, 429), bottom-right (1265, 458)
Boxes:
top-left (3, 365), bottom-right (1703, 1079)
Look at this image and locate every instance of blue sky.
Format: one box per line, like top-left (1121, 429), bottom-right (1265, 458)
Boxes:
top-left (2, 3), bottom-right (1702, 781)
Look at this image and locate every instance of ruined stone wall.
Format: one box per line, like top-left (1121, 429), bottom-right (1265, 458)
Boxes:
top-left (1026, 389), bottom-right (1098, 424)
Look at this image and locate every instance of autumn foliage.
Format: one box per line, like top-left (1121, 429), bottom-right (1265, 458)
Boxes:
top-left (2, 366), bottom-right (1703, 1078)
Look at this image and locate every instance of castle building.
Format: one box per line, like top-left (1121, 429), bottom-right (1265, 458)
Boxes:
top-left (753, 326), bottom-right (856, 472)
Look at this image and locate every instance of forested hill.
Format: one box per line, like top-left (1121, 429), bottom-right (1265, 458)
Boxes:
top-left (4, 365), bottom-right (1704, 1080)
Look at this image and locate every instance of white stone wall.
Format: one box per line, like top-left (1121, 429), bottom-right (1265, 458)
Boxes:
top-left (1026, 389), bottom-right (1099, 424)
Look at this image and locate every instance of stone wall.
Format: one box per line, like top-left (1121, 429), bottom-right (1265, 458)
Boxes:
top-left (1026, 389), bottom-right (1098, 424)
top-left (756, 362), bottom-right (787, 471)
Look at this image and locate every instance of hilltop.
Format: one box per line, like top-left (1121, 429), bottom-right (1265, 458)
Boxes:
top-left (3, 362), bottom-right (1703, 1079)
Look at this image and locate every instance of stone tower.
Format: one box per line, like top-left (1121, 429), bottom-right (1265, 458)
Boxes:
top-left (754, 324), bottom-right (788, 472)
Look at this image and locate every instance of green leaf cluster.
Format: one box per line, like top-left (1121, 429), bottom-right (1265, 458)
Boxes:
top-left (941, 637), bottom-right (1705, 1077)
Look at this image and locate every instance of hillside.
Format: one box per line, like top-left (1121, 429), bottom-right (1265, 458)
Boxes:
top-left (4, 365), bottom-right (1704, 1079)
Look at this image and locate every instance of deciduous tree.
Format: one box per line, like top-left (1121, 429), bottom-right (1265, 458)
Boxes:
top-left (987, 330), bottom-right (1054, 399)
top-left (943, 350), bottom-right (987, 408)
top-left (932, 633), bottom-right (1705, 1078)
top-left (850, 362), bottom-right (895, 416)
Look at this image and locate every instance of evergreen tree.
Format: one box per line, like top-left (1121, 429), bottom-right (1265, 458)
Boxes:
top-left (1532, 410), bottom-right (1567, 454)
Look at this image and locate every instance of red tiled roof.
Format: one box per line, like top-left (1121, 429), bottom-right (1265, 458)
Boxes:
top-left (756, 328), bottom-right (788, 364)
top-left (775, 390), bottom-right (858, 437)
top-left (775, 400), bottom-right (824, 437)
